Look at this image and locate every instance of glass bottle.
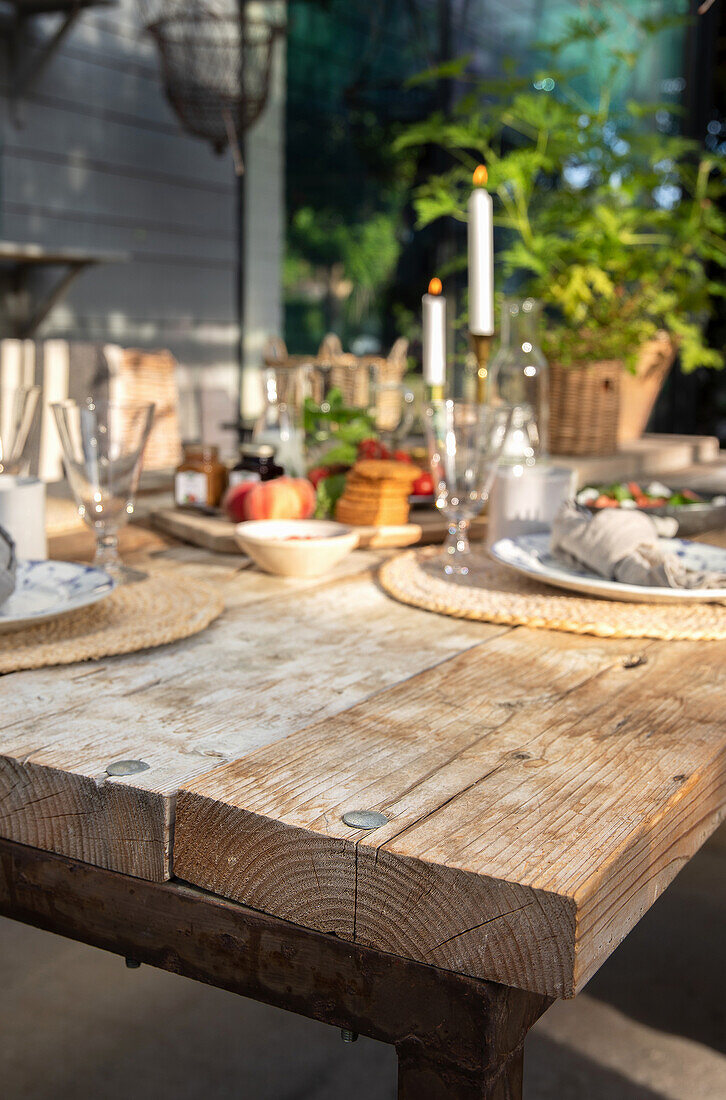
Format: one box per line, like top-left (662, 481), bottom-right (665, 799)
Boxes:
top-left (253, 365), bottom-right (307, 476)
top-left (228, 442), bottom-right (284, 487)
top-left (488, 298), bottom-right (549, 465)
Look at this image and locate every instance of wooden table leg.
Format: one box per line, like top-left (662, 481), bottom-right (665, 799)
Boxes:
top-left (396, 980), bottom-right (542, 1099)
top-left (0, 838), bottom-right (551, 1098)
top-left (398, 1045), bottom-right (523, 1099)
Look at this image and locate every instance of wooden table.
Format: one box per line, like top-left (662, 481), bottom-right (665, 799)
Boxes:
top-left (1, 528), bottom-right (725, 1098)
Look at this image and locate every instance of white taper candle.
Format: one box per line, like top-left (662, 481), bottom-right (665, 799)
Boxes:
top-left (422, 277), bottom-right (446, 388)
top-left (468, 165), bottom-right (495, 336)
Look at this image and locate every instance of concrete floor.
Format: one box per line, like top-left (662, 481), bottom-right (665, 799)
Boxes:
top-left (2, 827), bottom-right (726, 1099)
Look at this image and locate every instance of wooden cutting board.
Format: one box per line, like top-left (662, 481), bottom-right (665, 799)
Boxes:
top-left (147, 506), bottom-right (472, 553)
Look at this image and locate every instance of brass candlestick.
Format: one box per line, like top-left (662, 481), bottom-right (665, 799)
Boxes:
top-left (469, 333), bottom-right (493, 404)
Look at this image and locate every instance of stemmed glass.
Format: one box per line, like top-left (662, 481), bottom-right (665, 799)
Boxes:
top-left (425, 400), bottom-right (511, 576)
top-left (0, 386), bottom-right (40, 475)
top-left (52, 399), bottom-right (155, 582)
top-left (371, 379), bottom-right (416, 451)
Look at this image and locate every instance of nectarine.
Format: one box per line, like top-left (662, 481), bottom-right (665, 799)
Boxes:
top-left (242, 477), bottom-right (316, 522)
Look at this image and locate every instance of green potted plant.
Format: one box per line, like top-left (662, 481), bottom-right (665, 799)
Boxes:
top-left (395, 6), bottom-right (726, 454)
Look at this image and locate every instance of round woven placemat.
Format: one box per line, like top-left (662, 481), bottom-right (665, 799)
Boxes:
top-left (0, 571), bottom-right (224, 673)
top-left (379, 547), bottom-right (726, 641)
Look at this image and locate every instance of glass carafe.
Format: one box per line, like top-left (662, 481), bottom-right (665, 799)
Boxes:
top-left (488, 298), bottom-right (549, 464)
top-left (253, 364), bottom-right (307, 476)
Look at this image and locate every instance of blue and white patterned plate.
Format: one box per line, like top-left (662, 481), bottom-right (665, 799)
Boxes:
top-left (0, 560), bottom-right (115, 633)
top-left (490, 532), bottom-right (726, 604)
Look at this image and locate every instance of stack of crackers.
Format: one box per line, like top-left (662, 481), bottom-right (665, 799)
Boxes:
top-left (335, 459), bottom-right (421, 528)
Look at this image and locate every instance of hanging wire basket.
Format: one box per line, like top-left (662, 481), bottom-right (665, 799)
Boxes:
top-left (140, 0), bottom-right (284, 156)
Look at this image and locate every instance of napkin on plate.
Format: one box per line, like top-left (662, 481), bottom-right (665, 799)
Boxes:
top-left (551, 501), bottom-right (726, 589)
top-left (0, 524), bottom-right (16, 607)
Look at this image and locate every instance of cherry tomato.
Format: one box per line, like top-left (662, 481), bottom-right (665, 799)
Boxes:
top-left (307, 466), bottom-right (330, 489)
top-left (412, 470), bottom-right (434, 496)
top-left (357, 438), bottom-right (390, 460)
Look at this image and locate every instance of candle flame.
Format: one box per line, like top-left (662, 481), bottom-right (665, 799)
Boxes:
top-left (473, 164), bottom-right (488, 186)
top-left (428, 277), bottom-right (442, 296)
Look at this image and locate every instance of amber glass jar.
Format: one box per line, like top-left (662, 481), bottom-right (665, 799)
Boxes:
top-left (175, 445), bottom-right (227, 507)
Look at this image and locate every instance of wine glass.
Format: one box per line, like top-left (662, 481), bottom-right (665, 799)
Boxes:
top-left (52, 399), bottom-right (155, 582)
top-left (371, 379), bottom-right (416, 451)
top-left (425, 400), bottom-right (511, 576)
top-left (0, 386), bottom-right (40, 475)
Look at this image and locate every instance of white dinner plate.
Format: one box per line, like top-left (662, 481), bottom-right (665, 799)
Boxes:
top-left (0, 560), bottom-right (115, 633)
top-left (489, 532), bottom-right (726, 604)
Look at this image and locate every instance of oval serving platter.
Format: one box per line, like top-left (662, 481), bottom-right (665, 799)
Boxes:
top-left (0, 560), bottom-right (115, 633)
top-left (490, 532), bottom-right (726, 605)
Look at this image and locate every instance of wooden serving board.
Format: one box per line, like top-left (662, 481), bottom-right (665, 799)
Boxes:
top-left (148, 506), bottom-right (485, 552)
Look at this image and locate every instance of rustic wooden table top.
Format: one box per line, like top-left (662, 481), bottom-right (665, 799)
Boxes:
top-left (2, 522), bottom-right (725, 1001)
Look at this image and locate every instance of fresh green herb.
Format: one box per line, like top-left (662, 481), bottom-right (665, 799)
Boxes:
top-left (609, 483), bottom-right (634, 502)
top-left (315, 472), bottom-right (348, 519)
top-left (304, 388), bottom-right (377, 467)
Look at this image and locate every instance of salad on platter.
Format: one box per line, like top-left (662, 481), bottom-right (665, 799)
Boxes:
top-left (576, 481), bottom-right (726, 511)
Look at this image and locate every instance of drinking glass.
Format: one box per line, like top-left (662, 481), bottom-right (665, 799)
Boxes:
top-left (371, 379), bottom-right (415, 451)
top-left (425, 400), bottom-right (511, 576)
top-left (0, 386), bottom-right (40, 475)
top-left (52, 399), bottom-right (155, 582)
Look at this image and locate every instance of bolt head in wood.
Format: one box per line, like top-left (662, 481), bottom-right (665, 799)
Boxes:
top-left (106, 760), bottom-right (150, 777)
top-left (342, 810), bottom-right (388, 830)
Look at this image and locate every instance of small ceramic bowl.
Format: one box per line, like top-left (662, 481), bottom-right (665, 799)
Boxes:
top-left (234, 519), bottom-right (359, 577)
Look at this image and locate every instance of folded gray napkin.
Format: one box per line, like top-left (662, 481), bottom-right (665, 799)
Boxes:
top-left (551, 501), bottom-right (726, 589)
top-left (0, 524), bottom-right (16, 607)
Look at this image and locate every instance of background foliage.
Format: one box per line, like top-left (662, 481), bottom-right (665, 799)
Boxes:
top-left (395, 3), bottom-right (726, 371)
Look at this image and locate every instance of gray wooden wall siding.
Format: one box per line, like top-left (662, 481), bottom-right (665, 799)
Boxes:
top-left (0, 0), bottom-right (285, 450)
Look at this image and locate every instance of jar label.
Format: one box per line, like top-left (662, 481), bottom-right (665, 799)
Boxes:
top-left (175, 470), bottom-right (208, 505)
top-left (228, 470), bottom-right (261, 487)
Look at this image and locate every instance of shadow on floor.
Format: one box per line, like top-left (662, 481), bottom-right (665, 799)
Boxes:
top-left (587, 840), bottom-right (726, 1054)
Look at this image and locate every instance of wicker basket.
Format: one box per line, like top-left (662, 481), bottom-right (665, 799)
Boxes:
top-left (104, 346), bottom-right (182, 470)
top-left (549, 360), bottom-right (622, 457)
top-left (264, 334), bottom-right (409, 422)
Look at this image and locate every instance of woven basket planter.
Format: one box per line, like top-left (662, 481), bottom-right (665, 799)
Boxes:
top-left (549, 360), bottom-right (622, 456)
top-left (618, 332), bottom-right (676, 444)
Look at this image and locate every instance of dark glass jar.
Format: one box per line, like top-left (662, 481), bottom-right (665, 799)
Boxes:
top-left (228, 443), bottom-right (284, 488)
top-left (175, 444), bottom-right (227, 507)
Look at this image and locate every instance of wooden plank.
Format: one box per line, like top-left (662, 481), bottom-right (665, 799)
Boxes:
top-left (5, 99), bottom-right (232, 187)
top-left (148, 503), bottom-right (488, 554)
top-left (4, 156), bottom-right (233, 240)
top-left (149, 507), bottom-right (425, 553)
top-left (0, 836), bottom-right (550, 1099)
top-left (564, 434), bottom-right (721, 485)
top-left (0, 552), bottom-right (500, 880)
top-left (174, 629), bottom-right (726, 998)
top-left (2, 208), bottom-right (236, 265)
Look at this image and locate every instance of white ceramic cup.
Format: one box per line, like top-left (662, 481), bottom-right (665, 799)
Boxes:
top-left (487, 464), bottom-right (576, 547)
top-left (0, 476), bottom-right (47, 560)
